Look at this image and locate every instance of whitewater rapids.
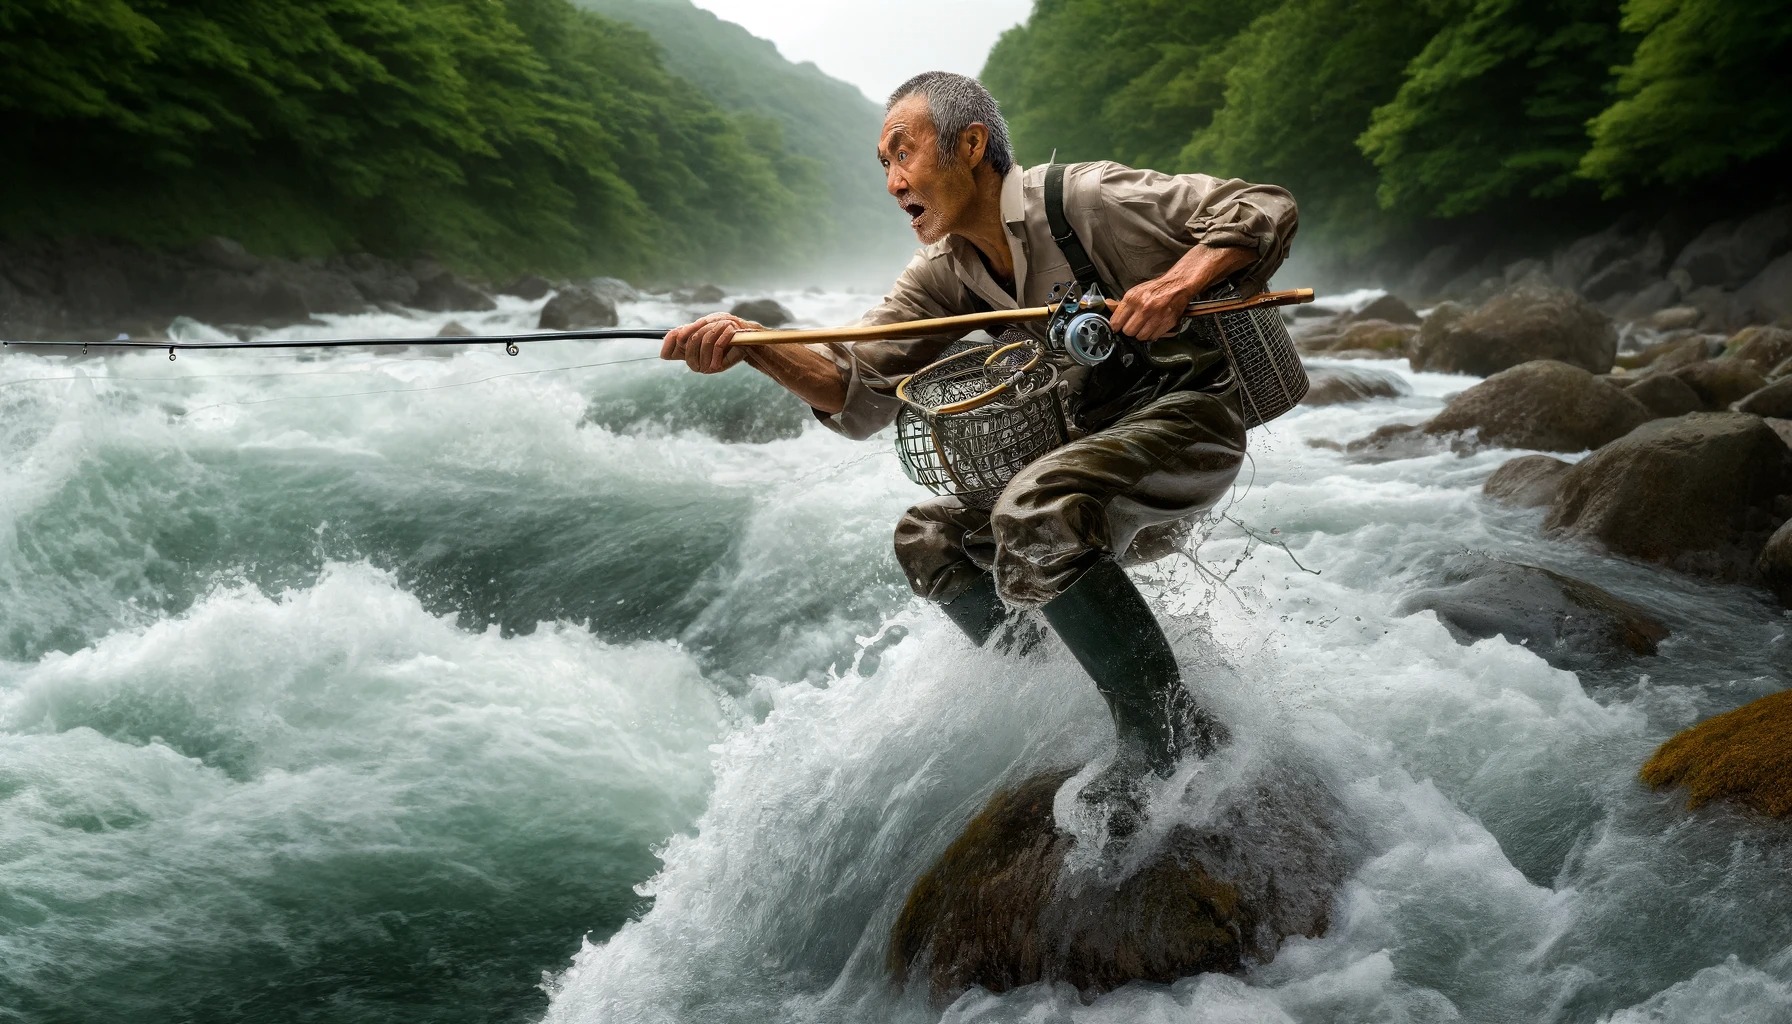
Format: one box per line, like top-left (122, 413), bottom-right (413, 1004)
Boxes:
top-left (2, 289), bottom-right (1789, 1024)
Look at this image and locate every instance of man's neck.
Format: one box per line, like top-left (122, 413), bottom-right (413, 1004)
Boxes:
top-left (951, 167), bottom-right (1013, 289)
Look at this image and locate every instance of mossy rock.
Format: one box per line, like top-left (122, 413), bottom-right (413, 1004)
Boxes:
top-left (1641, 690), bottom-right (1792, 817)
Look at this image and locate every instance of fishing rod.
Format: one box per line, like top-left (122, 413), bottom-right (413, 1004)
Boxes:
top-left (2, 328), bottom-right (673, 360)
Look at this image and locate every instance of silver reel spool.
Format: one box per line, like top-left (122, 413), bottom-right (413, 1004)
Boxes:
top-left (1045, 282), bottom-right (1117, 366)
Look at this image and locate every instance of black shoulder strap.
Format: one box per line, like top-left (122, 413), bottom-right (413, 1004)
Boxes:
top-left (1044, 163), bottom-right (1113, 297)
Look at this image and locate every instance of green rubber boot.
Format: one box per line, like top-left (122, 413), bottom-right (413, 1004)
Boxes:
top-left (939, 573), bottom-right (1007, 647)
top-left (1040, 557), bottom-right (1222, 774)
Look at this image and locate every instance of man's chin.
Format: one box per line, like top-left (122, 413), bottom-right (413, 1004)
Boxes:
top-left (910, 220), bottom-right (945, 245)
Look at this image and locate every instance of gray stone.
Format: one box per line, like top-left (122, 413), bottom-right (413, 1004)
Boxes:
top-left (435, 320), bottom-right (474, 338)
top-left (1724, 326), bottom-right (1792, 375)
top-left (1761, 520), bottom-right (1792, 608)
top-left (729, 297), bottom-right (794, 327)
top-left (1736, 252), bottom-right (1792, 324)
top-left (674, 283), bottom-right (726, 304)
top-left (1735, 377), bottom-right (1792, 419)
top-left (1672, 360), bottom-right (1769, 409)
top-left (1543, 412), bottom-right (1792, 580)
top-left (587, 277), bottom-right (641, 305)
top-left (1424, 360), bottom-right (1651, 452)
top-left (1612, 280), bottom-right (1682, 321)
top-left (1349, 293), bottom-right (1421, 325)
top-left (538, 286), bottom-right (618, 330)
top-left (1582, 257), bottom-right (1651, 302)
top-left (413, 272), bottom-right (496, 313)
top-left (1300, 366), bottom-right (1412, 406)
top-left (178, 270), bottom-right (310, 326)
top-left (1397, 555), bottom-right (1669, 670)
top-left (1648, 306), bottom-right (1703, 331)
top-left (1551, 226), bottom-right (1636, 291)
top-left (1484, 454), bottom-right (1573, 508)
top-left (191, 236), bottom-right (264, 274)
top-left (1670, 205), bottom-right (1792, 290)
top-left (1624, 373), bottom-right (1705, 419)
top-left (1410, 280), bottom-right (1618, 377)
top-left (499, 274), bottom-right (553, 301)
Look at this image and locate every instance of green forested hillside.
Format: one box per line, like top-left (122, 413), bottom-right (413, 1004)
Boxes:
top-left (983, 0), bottom-right (1792, 256)
top-left (0, 0), bottom-right (841, 279)
top-left (573, 0), bottom-right (912, 275)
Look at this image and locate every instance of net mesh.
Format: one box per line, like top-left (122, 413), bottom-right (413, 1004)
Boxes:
top-left (1183, 304), bottom-right (1308, 428)
top-left (894, 343), bottom-right (1066, 509)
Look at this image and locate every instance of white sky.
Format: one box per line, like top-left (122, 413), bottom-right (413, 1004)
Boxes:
top-left (687, 0), bottom-right (1034, 104)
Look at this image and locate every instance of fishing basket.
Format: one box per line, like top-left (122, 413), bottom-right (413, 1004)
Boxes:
top-left (894, 338), bottom-right (1067, 509)
top-left (1183, 292), bottom-right (1308, 429)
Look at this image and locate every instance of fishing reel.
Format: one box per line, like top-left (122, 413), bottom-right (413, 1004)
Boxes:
top-left (1044, 281), bottom-right (1117, 366)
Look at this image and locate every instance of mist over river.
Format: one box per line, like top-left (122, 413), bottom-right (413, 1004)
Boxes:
top-left (3, 289), bottom-right (1790, 1024)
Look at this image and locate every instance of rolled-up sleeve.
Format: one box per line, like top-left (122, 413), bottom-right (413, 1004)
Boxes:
top-left (811, 251), bottom-right (973, 440)
top-left (1084, 162), bottom-right (1299, 296)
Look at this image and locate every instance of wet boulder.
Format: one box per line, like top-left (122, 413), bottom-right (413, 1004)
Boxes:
top-left (1483, 454), bottom-right (1573, 508)
top-left (1735, 377), bottom-right (1792, 419)
top-left (1642, 690), bottom-right (1792, 818)
top-left (1646, 306), bottom-right (1703, 332)
top-left (1348, 293), bottom-right (1421, 325)
top-left (1672, 360), bottom-right (1768, 409)
top-left (499, 274), bottom-right (553, 301)
top-left (1761, 519), bottom-right (1792, 607)
top-left (1410, 280), bottom-right (1617, 377)
top-left (1614, 332), bottom-right (1714, 372)
top-left (178, 270), bottom-right (310, 326)
top-left (1325, 318), bottom-right (1418, 356)
top-left (1542, 412), bottom-right (1792, 580)
top-left (412, 271), bottom-right (496, 312)
top-left (538, 286), bottom-right (618, 330)
top-left (889, 765), bottom-right (1351, 1001)
top-left (1724, 326), bottom-right (1792, 376)
top-left (1622, 372), bottom-right (1705, 419)
top-left (1423, 360), bottom-right (1651, 452)
top-left (1736, 252), bottom-right (1792, 324)
top-left (673, 283), bottom-right (726, 304)
top-left (729, 298), bottom-right (794, 328)
top-left (587, 276), bottom-right (641, 305)
top-left (435, 320), bottom-right (473, 338)
top-left (1398, 555), bottom-right (1667, 671)
top-left (1300, 366), bottom-right (1411, 406)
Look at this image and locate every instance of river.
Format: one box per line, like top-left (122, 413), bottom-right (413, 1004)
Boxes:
top-left (2, 289), bottom-right (1789, 1023)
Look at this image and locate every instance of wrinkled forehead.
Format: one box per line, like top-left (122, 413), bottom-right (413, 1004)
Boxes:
top-left (878, 94), bottom-right (935, 157)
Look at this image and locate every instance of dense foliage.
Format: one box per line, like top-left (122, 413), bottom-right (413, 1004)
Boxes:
top-left (983, 0), bottom-right (1792, 252)
top-left (0, 0), bottom-right (814, 278)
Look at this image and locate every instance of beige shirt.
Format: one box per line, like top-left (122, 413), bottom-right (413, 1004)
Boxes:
top-left (815, 160), bottom-right (1299, 440)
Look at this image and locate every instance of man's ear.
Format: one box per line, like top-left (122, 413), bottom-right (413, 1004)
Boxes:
top-left (960, 123), bottom-right (988, 166)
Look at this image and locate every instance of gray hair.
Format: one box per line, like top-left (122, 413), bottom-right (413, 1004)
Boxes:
top-left (887, 71), bottom-right (1014, 175)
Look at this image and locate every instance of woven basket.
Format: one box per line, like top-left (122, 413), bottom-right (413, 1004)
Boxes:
top-left (1183, 301), bottom-right (1308, 428)
top-left (894, 342), bottom-right (1067, 509)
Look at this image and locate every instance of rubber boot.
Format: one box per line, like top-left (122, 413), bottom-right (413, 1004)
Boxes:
top-left (940, 572), bottom-right (1007, 647)
top-left (1040, 557), bottom-right (1222, 775)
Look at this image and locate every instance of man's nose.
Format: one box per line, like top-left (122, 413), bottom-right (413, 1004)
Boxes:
top-left (886, 165), bottom-right (908, 197)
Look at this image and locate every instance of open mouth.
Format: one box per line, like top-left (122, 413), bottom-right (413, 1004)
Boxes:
top-left (903, 203), bottom-right (926, 223)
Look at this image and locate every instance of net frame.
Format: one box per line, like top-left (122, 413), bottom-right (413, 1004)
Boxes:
top-left (894, 343), bottom-right (1068, 509)
top-left (1182, 303), bottom-right (1308, 428)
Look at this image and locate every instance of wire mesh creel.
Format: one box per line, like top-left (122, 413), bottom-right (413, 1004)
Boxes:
top-left (894, 343), bottom-right (1067, 510)
top-left (1183, 304), bottom-right (1308, 429)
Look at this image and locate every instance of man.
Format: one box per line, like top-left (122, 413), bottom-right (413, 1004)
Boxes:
top-left (662, 71), bottom-right (1297, 786)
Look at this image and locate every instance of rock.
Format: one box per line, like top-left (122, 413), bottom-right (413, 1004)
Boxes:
top-left (287, 266), bottom-right (368, 315)
top-left (1398, 555), bottom-right (1668, 670)
top-left (178, 270), bottom-right (310, 326)
top-left (436, 320), bottom-right (474, 338)
top-left (1484, 454), bottom-right (1573, 508)
top-left (345, 261), bottom-right (418, 306)
top-left (1504, 257), bottom-right (1548, 285)
top-left (1612, 279), bottom-right (1681, 321)
top-left (1735, 377), bottom-right (1792, 419)
top-left (1340, 422), bottom-right (1462, 462)
top-left (729, 298), bottom-right (794, 327)
top-left (1326, 319), bottom-right (1417, 355)
top-left (1550, 226), bottom-right (1636, 292)
top-left (1774, 358), bottom-right (1792, 383)
top-left (1641, 690), bottom-right (1792, 817)
top-left (1761, 519), bottom-right (1792, 607)
top-left (1681, 285), bottom-right (1746, 333)
top-left (587, 277), bottom-right (641, 305)
top-left (673, 283), bottom-right (726, 304)
top-left (1300, 366), bottom-right (1411, 406)
top-left (1348, 293), bottom-right (1421, 325)
top-left (1582, 257), bottom-right (1651, 302)
top-left (538, 286), bottom-right (618, 330)
top-left (1768, 418), bottom-right (1792, 451)
top-left (1410, 280), bottom-right (1617, 377)
top-left (190, 236), bottom-right (263, 274)
top-left (1542, 412), bottom-right (1792, 580)
top-left (1670, 205), bottom-right (1792, 291)
top-left (888, 766), bottom-right (1351, 1000)
top-left (412, 272), bottom-right (496, 312)
top-left (1671, 360), bottom-right (1768, 409)
top-left (1615, 332), bottom-right (1711, 372)
top-left (499, 274), bottom-right (553, 301)
top-left (1623, 373), bottom-right (1705, 419)
top-left (1724, 325), bottom-right (1792, 376)
top-left (1648, 306), bottom-right (1703, 332)
top-left (1423, 360), bottom-right (1651, 452)
top-left (1736, 252), bottom-right (1792, 324)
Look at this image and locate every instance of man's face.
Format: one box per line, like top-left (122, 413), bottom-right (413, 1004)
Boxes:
top-left (879, 95), bottom-right (978, 245)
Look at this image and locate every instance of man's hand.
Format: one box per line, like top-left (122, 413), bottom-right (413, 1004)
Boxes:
top-left (1108, 243), bottom-right (1258, 341)
top-left (660, 312), bottom-right (763, 374)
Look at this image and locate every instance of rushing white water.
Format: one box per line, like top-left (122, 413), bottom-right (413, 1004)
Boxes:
top-left (2, 289), bottom-right (1789, 1024)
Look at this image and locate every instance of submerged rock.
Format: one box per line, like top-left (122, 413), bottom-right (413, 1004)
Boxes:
top-left (1409, 280), bottom-right (1617, 377)
top-left (1423, 360), bottom-right (1650, 452)
top-left (538, 286), bottom-right (618, 330)
top-left (1300, 366), bottom-right (1411, 406)
top-left (1484, 454), bottom-right (1572, 508)
top-left (1398, 555), bottom-right (1668, 670)
top-left (1642, 690), bottom-right (1792, 818)
top-left (888, 764), bottom-right (1351, 1001)
top-left (499, 274), bottom-right (553, 301)
top-left (1542, 412), bottom-right (1792, 580)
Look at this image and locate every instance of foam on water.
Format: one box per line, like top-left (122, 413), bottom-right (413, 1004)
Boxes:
top-left (4, 292), bottom-right (1791, 1023)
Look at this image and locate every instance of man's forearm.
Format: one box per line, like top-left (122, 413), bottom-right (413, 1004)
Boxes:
top-left (744, 344), bottom-right (848, 415)
top-left (1161, 243), bottom-right (1259, 301)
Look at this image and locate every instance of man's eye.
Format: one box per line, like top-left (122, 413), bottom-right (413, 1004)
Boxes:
top-left (897, 151), bottom-right (907, 162)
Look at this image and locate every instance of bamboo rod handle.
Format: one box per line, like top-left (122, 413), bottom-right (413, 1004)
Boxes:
top-left (730, 288), bottom-right (1314, 346)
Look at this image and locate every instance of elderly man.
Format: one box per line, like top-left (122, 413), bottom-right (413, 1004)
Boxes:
top-left (662, 71), bottom-right (1297, 784)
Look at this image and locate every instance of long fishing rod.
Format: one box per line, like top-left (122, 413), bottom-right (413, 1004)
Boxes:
top-left (2, 328), bottom-right (673, 360)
